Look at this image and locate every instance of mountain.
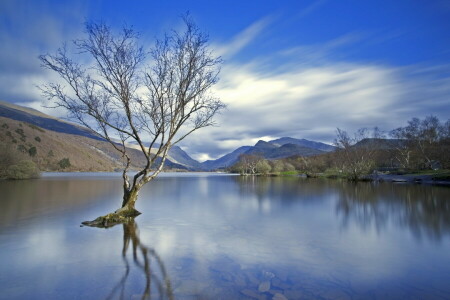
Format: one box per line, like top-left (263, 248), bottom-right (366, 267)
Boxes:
top-left (246, 140), bottom-right (324, 159)
top-left (246, 140), bottom-right (278, 154)
top-left (266, 143), bottom-right (325, 159)
top-left (0, 101), bottom-right (195, 171)
top-left (201, 139), bottom-right (327, 170)
top-left (126, 140), bottom-right (201, 170)
top-left (166, 145), bottom-right (203, 170)
top-left (201, 146), bottom-right (252, 170)
top-left (269, 137), bottom-right (336, 152)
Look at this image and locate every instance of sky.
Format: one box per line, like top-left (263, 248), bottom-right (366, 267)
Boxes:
top-left (1, 0), bottom-right (450, 161)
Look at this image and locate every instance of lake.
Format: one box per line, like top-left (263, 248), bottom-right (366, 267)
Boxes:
top-left (0, 173), bottom-right (449, 299)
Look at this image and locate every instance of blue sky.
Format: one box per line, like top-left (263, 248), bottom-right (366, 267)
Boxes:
top-left (1, 0), bottom-right (450, 161)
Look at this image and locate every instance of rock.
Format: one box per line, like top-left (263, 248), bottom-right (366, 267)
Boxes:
top-left (273, 293), bottom-right (288, 300)
top-left (258, 281), bottom-right (271, 293)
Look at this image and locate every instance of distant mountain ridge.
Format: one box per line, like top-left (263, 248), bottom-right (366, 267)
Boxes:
top-left (269, 137), bottom-right (336, 152)
top-left (201, 146), bottom-right (252, 170)
top-left (200, 137), bottom-right (334, 170)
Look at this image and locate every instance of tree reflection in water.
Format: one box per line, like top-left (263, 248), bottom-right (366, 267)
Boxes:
top-left (234, 176), bottom-right (449, 241)
top-left (336, 182), bottom-right (450, 241)
top-left (106, 220), bottom-right (174, 300)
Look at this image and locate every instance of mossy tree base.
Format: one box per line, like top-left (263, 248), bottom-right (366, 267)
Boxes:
top-left (81, 208), bottom-right (141, 228)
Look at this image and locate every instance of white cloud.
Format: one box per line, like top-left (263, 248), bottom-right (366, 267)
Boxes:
top-left (180, 54), bottom-right (450, 161)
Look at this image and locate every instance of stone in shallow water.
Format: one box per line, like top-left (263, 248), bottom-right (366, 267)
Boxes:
top-left (258, 281), bottom-right (271, 292)
top-left (272, 293), bottom-right (288, 300)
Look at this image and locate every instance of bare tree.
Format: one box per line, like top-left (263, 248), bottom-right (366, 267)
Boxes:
top-left (389, 128), bottom-right (412, 169)
top-left (39, 16), bottom-right (224, 219)
top-left (334, 128), bottom-right (376, 180)
top-left (237, 154), bottom-right (264, 175)
top-left (390, 116), bottom-right (450, 169)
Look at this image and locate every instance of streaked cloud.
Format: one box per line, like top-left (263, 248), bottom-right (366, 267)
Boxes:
top-left (181, 40), bottom-right (450, 161)
top-left (213, 15), bottom-right (274, 58)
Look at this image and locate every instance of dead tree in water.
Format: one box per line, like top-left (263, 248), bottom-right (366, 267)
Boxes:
top-left (39, 16), bottom-right (224, 219)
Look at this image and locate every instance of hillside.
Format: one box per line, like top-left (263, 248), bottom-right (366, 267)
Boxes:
top-left (0, 101), bottom-right (194, 172)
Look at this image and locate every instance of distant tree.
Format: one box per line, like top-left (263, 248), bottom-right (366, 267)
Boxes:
top-left (256, 160), bottom-right (271, 174)
top-left (334, 128), bottom-right (376, 180)
top-left (58, 158), bottom-right (71, 169)
top-left (389, 128), bottom-right (413, 169)
top-left (390, 116), bottom-right (450, 169)
top-left (0, 144), bottom-right (39, 180)
top-left (28, 146), bottom-right (37, 157)
top-left (271, 160), bottom-right (285, 173)
top-left (237, 154), bottom-right (263, 175)
top-left (6, 160), bottom-right (40, 180)
top-left (284, 162), bottom-right (295, 172)
top-left (39, 15), bottom-right (224, 220)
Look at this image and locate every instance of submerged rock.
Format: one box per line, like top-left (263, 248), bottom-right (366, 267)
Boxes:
top-left (273, 293), bottom-right (288, 300)
top-left (258, 281), bottom-right (271, 292)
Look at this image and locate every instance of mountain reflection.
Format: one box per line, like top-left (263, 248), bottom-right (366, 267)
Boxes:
top-left (234, 176), bottom-right (334, 205)
top-left (106, 220), bottom-right (173, 300)
top-left (335, 182), bottom-right (450, 241)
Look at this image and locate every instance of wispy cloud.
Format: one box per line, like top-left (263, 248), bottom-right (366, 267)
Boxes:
top-left (213, 15), bottom-right (274, 58)
top-left (296, 0), bottom-right (328, 19)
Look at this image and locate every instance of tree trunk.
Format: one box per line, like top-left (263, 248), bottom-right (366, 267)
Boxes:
top-left (116, 186), bottom-right (142, 216)
top-left (81, 186), bottom-right (141, 227)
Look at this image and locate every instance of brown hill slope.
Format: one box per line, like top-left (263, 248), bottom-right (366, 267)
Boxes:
top-left (0, 116), bottom-right (179, 172)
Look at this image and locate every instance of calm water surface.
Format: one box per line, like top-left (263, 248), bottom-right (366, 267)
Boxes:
top-left (0, 173), bottom-right (449, 299)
